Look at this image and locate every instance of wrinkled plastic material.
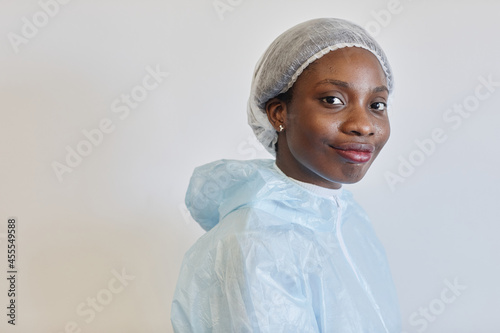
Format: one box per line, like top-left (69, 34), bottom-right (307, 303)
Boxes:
top-left (171, 159), bottom-right (401, 332)
top-left (247, 18), bottom-right (394, 155)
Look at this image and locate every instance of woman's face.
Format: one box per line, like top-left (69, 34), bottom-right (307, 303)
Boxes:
top-left (267, 47), bottom-right (390, 189)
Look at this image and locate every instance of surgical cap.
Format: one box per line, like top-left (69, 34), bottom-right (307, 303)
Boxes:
top-left (247, 18), bottom-right (394, 155)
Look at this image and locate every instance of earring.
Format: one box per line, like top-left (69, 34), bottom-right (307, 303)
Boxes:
top-left (279, 124), bottom-right (284, 132)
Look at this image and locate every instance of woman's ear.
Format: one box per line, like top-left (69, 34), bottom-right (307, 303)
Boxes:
top-left (265, 98), bottom-right (287, 132)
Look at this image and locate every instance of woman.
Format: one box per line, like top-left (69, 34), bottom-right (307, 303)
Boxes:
top-left (171, 18), bottom-right (401, 332)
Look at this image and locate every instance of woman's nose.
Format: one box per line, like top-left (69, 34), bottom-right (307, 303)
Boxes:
top-left (340, 104), bottom-right (375, 136)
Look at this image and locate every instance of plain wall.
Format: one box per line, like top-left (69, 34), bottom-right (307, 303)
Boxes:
top-left (1, 0), bottom-right (499, 332)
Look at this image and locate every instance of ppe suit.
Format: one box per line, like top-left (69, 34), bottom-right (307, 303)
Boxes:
top-left (171, 159), bottom-right (401, 332)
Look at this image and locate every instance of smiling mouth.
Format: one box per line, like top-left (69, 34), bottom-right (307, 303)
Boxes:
top-left (330, 143), bottom-right (375, 164)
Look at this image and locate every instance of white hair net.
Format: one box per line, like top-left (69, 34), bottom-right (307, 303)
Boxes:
top-left (247, 18), bottom-right (394, 156)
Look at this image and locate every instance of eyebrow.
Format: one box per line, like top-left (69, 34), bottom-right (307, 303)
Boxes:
top-left (316, 79), bottom-right (389, 94)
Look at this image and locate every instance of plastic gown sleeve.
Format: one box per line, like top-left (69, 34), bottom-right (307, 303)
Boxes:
top-left (171, 208), bottom-right (319, 333)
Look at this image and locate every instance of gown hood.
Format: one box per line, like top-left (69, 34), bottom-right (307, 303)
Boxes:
top-left (185, 159), bottom-right (351, 232)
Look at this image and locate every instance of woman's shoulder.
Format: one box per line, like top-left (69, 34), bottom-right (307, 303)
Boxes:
top-left (184, 205), bottom-right (318, 263)
top-left (185, 159), bottom-right (276, 231)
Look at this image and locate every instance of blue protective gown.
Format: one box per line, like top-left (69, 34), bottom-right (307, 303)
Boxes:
top-left (171, 159), bottom-right (401, 332)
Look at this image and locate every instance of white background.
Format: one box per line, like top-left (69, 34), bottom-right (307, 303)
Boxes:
top-left (1, 0), bottom-right (499, 332)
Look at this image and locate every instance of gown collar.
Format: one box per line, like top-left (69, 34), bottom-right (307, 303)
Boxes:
top-left (273, 162), bottom-right (343, 199)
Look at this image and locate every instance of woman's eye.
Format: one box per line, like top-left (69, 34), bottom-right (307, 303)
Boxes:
top-left (370, 101), bottom-right (387, 111)
top-left (321, 96), bottom-right (343, 105)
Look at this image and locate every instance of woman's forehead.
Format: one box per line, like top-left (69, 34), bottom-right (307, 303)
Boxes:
top-left (295, 47), bottom-right (388, 89)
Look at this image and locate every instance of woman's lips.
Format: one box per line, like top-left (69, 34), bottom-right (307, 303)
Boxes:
top-left (331, 143), bottom-right (375, 164)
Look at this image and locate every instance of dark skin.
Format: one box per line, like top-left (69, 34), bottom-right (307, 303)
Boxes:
top-left (266, 47), bottom-right (390, 189)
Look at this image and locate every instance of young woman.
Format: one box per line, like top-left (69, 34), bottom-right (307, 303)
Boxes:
top-left (172, 18), bottom-right (401, 332)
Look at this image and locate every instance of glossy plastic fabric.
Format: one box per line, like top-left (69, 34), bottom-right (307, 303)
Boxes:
top-left (171, 159), bottom-right (401, 332)
top-left (247, 18), bottom-right (394, 155)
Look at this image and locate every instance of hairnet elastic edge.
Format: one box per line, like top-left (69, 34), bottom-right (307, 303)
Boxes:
top-left (279, 43), bottom-right (392, 95)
